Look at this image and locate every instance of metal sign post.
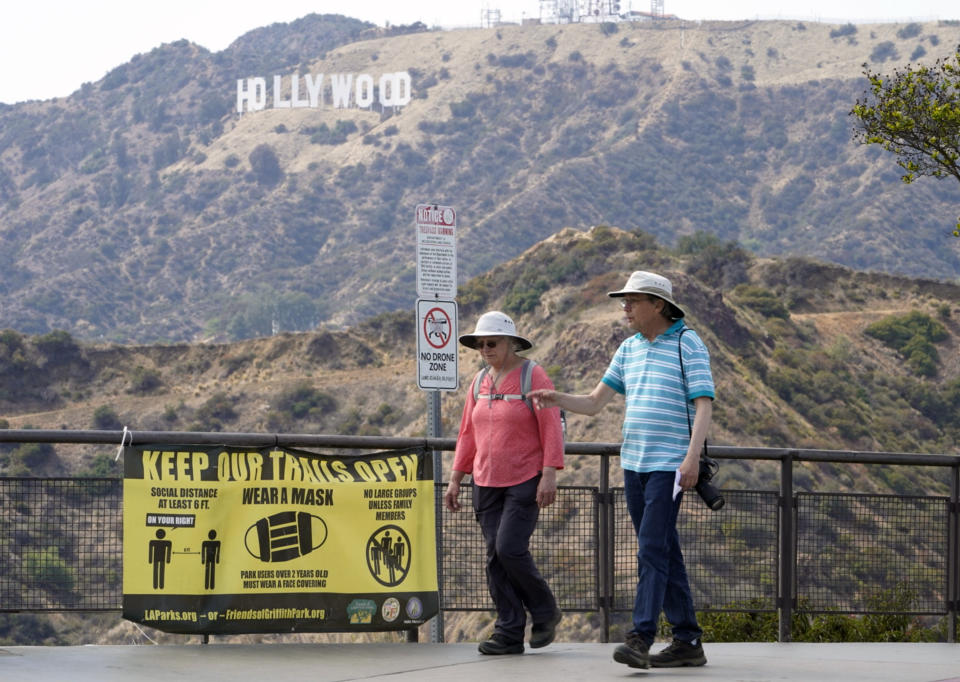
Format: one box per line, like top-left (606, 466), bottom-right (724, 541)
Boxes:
top-left (414, 204), bottom-right (458, 644)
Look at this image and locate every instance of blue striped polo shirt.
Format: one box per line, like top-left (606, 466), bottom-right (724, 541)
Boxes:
top-left (601, 320), bottom-right (715, 473)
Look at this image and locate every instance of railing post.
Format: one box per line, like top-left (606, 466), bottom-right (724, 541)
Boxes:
top-left (598, 452), bottom-right (611, 643)
top-left (778, 451), bottom-right (795, 642)
top-left (949, 461), bottom-right (959, 643)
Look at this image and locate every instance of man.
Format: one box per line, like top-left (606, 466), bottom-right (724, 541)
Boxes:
top-left (529, 270), bottom-right (713, 669)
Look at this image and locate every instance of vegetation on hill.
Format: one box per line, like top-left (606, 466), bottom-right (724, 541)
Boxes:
top-left (1, 225), bottom-right (957, 487)
top-left (2, 225), bottom-right (958, 645)
top-left (0, 18), bottom-right (959, 342)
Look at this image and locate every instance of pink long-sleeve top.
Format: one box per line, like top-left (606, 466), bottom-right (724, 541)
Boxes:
top-left (453, 362), bottom-right (564, 487)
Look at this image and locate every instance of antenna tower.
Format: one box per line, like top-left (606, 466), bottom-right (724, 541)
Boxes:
top-left (585, 1), bottom-right (621, 21)
top-left (540, 0), bottom-right (578, 23)
top-left (481, 4), bottom-right (502, 28)
top-left (651, 0), bottom-right (664, 19)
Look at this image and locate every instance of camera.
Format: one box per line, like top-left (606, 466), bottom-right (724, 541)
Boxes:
top-left (694, 455), bottom-right (725, 510)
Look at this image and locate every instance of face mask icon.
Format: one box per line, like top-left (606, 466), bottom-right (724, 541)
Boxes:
top-left (244, 510), bottom-right (328, 562)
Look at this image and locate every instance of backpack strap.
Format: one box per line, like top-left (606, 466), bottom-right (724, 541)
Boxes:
top-left (471, 366), bottom-right (490, 403)
top-left (474, 359), bottom-right (537, 415)
top-left (519, 359), bottom-right (536, 414)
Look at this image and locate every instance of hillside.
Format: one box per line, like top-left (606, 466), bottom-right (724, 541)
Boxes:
top-left (3, 225), bottom-right (958, 497)
top-left (0, 17), bottom-right (959, 342)
top-left (3, 225), bottom-right (960, 646)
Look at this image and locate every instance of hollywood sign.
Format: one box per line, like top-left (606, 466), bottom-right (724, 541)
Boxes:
top-left (236, 72), bottom-right (412, 113)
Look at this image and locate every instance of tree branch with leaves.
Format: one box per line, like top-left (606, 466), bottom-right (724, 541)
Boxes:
top-left (850, 44), bottom-right (960, 236)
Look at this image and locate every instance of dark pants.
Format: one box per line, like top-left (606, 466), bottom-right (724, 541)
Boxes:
top-left (623, 469), bottom-right (702, 646)
top-left (473, 475), bottom-right (557, 642)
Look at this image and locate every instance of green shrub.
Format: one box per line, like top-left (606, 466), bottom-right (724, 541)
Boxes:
top-left (864, 312), bottom-right (947, 376)
top-left (195, 392), bottom-right (238, 425)
top-left (79, 453), bottom-right (119, 478)
top-left (865, 311), bottom-right (947, 348)
top-left (700, 607), bottom-right (779, 641)
top-left (870, 41), bottom-right (899, 63)
top-left (731, 285), bottom-right (790, 318)
top-left (24, 547), bottom-right (75, 593)
top-left (829, 23), bottom-right (857, 38)
top-left (896, 23), bottom-right (923, 40)
top-left (0, 613), bottom-right (63, 645)
top-left (92, 406), bottom-right (122, 430)
top-left (7, 442), bottom-right (56, 474)
top-left (128, 365), bottom-right (162, 394)
top-left (368, 403), bottom-right (400, 427)
top-left (274, 382), bottom-right (337, 421)
top-left (248, 144), bottom-right (283, 186)
top-left (679, 232), bottom-right (752, 289)
top-left (504, 277), bottom-right (549, 314)
top-left (702, 586), bottom-right (939, 642)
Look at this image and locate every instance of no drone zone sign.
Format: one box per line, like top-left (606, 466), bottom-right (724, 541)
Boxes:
top-left (416, 299), bottom-right (458, 391)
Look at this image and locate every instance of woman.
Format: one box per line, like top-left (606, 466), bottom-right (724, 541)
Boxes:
top-left (444, 311), bottom-right (564, 655)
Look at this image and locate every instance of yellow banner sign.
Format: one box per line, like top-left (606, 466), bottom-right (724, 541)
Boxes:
top-left (122, 445), bottom-right (437, 634)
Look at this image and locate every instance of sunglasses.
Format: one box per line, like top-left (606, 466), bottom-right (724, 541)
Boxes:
top-left (476, 339), bottom-right (501, 349)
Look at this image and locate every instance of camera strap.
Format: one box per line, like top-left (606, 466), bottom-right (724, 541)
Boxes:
top-left (678, 328), bottom-right (709, 457)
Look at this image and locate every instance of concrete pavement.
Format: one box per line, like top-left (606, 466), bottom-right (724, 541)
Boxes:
top-left (2, 642), bottom-right (959, 682)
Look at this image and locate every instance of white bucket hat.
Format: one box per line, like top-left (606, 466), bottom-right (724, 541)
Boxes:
top-left (459, 311), bottom-right (533, 350)
top-left (608, 270), bottom-right (685, 319)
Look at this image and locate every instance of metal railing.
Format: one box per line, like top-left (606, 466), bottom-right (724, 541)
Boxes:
top-left (0, 429), bottom-right (957, 642)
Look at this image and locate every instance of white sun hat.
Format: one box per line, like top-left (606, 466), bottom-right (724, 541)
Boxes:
top-left (458, 311), bottom-right (533, 350)
top-left (608, 270), bottom-right (685, 319)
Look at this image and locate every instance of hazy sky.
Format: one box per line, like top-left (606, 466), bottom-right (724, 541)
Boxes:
top-left (2, 1), bottom-right (958, 104)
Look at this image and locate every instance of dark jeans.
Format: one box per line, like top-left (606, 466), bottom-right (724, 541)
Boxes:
top-left (473, 474), bottom-right (557, 642)
top-left (623, 469), bottom-right (702, 646)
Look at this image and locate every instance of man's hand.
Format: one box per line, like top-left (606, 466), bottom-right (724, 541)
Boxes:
top-left (677, 453), bottom-right (700, 491)
top-left (528, 388), bottom-right (559, 410)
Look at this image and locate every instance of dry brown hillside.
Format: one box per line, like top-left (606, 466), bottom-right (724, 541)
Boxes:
top-left (3, 225), bottom-right (958, 497)
top-left (1, 17), bottom-right (959, 342)
top-left (2, 224), bottom-right (959, 646)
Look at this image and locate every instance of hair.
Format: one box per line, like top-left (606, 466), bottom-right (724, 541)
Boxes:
top-left (650, 296), bottom-right (682, 321)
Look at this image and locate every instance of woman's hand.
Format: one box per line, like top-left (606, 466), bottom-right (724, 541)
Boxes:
top-left (536, 467), bottom-right (558, 508)
top-left (444, 479), bottom-right (462, 512)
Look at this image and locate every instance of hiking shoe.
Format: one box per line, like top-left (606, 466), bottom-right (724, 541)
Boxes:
top-left (529, 609), bottom-right (563, 648)
top-left (478, 633), bottom-right (524, 655)
top-left (612, 633), bottom-right (650, 669)
top-left (650, 639), bottom-right (707, 667)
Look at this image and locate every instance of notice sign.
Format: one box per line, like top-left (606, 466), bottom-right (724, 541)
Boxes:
top-left (416, 204), bottom-right (457, 300)
top-left (416, 299), bottom-right (458, 391)
top-left (122, 444), bottom-right (438, 635)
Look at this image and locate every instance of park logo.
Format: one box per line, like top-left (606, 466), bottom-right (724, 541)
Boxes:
top-left (347, 598), bottom-right (377, 625)
top-left (381, 597), bottom-right (401, 622)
